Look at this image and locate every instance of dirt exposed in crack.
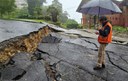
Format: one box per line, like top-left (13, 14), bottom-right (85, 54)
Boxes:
top-left (37, 47), bottom-right (107, 81)
top-left (44, 61), bottom-right (62, 81)
top-left (0, 25), bottom-right (51, 67)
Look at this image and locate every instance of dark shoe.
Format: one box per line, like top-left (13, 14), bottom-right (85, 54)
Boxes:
top-left (102, 64), bottom-right (105, 68)
top-left (93, 66), bottom-right (102, 70)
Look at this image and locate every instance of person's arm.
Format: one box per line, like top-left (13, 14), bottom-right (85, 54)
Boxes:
top-left (99, 26), bottom-right (110, 37)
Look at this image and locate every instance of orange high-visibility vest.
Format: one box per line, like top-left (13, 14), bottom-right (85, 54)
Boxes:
top-left (98, 22), bottom-right (112, 43)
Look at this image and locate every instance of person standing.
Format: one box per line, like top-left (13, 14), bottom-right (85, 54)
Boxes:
top-left (94, 16), bottom-right (112, 70)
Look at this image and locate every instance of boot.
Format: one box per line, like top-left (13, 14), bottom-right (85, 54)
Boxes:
top-left (93, 66), bottom-right (102, 70)
top-left (102, 64), bottom-right (105, 68)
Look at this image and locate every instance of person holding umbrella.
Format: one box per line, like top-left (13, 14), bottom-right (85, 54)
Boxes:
top-left (94, 16), bottom-right (112, 70)
top-left (77, 0), bottom-right (122, 70)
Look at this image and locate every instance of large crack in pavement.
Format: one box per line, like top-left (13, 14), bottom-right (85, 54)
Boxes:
top-left (0, 25), bottom-right (128, 81)
top-left (87, 41), bottom-right (128, 73)
top-left (41, 32), bottom-right (128, 80)
top-left (106, 52), bottom-right (128, 73)
top-left (78, 37), bottom-right (128, 74)
top-left (37, 47), bottom-right (107, 81)
top-left (35, 44), bottom-right (62, 81)
top-left (120, 56), bottom-right (128, 64)
top-left (81, 39), bottom-right (99, 49)
top-left (44, 60), bottom-right (62, 81)
top-left (12, 70), bottom-right (26, 80)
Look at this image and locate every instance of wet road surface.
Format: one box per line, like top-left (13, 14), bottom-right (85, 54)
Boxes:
top-left (0, 20), bottom-right (128, 81)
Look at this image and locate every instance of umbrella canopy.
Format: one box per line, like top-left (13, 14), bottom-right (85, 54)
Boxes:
top-left (78, 0), bottom-right (122, 15)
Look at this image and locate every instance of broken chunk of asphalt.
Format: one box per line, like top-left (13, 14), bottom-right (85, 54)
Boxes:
top-left (0, 66), bottom-right (25, 80)
top-left (42, 34), bottom-right (62, 43)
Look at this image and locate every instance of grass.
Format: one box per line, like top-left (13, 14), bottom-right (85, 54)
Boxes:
top-left (112, 26), bottom-right (128, 38)
top-left (16, 19), bottom-right (45, 23)
top-left (113, 26), bottom-right (128, 33)
top-left (0, 18), bottom-right (48, 23)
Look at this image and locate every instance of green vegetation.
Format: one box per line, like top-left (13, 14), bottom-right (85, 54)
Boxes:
top-left (27, 0), bottom-right (46, 17)
top-left (0, 0), bottom-right (16, 18)
top-left (47, 6), bottom-right (59, 22)
top-left (64, 19), bottom-right (79, 29)
top-left (1, 0), bottom-right (127, 31)
top-left (113, 26), bottom-right (128, 33)
top-left (0, 0), bottom-right (81, 29)
top-left (112, 26), bottom-right (128, 38)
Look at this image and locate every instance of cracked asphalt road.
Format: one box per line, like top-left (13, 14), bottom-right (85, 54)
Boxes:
top-left (37, 32), bottom-right (128, 81)
top-left (0, 20), bottom-right (128, 81)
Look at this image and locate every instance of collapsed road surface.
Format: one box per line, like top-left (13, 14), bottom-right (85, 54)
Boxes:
top-left (0, 20), bottom-right (128, 81)
top-left (0, 19), bottom-right (47, 42)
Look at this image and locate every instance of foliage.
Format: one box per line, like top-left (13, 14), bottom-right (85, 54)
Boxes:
top-left (27, 0), bottom-right (46, 17)
top-left (65, 19), bottom-right (79, 29)
top-left (47, 6), bottom-right (59, 22)
top-left (0, 0), bottom-right (77, 28)
top-left (50, 0), bottom-right (68, 23)
top-left (0, 0), bottom-right (16, 17)
top-left (44, 15), bottom-right (51, 21)
top-left (59, 11), bottom-right (68, 23)
top-left (51, 0), bottom-right (62, 13)
top-left (16, 7), bottom-right (29, 18)
top-left (42, 6), bottom-right (48, 17)
top-left (113, 26), bottom-right (128, 33)
top-left (53, 21), bottom-right (61, 26)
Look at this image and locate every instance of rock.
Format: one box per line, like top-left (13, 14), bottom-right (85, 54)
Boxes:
top-left (42, 34), bottom-right (62, 43)
top-left (17, 61), bottom-right (47, 81)
top-left (12, 53), bottom-right (33, 69)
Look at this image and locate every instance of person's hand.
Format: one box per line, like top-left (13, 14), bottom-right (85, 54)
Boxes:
top-left (95, 31), bottom-right (99, 35)
top-left (97, 26), bottom-right (101, 30)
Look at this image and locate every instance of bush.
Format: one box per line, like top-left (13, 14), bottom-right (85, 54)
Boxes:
top-left (113, 26), bottom-right (128, 33)
top-left (53, 22), bottom-right (61, 26)
top-left (44, 16), bottom-right (51, 21)
top-left (65, 19), bottom-right (79, 29)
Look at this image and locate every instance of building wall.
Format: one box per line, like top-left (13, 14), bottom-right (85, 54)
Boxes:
top-left (82, 14), bottom-right (86, 27)
top-left (82, 14), bottom-right (95, 28)
top-left (82, 6), bottom-right (128, 27)
top-left (107, 14), bottom-right (122, 26)
top-left (106, 6), bottom-right (128, 27)
top-left (124, 6), bottom-right (128, 27)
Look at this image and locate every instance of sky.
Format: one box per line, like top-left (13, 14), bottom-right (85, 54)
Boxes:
top-left (44, 0), bottom-right (123, 23)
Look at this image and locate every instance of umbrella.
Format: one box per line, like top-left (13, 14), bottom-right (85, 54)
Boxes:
top-left (79, 0), bottom-right (122, 15)
top-left (77, 0), bottom-right (122, 29)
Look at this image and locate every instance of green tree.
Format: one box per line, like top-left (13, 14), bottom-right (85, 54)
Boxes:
top-left (65, 19), bottom-right (79, 29)
top-left (42, 6), bottom-right (48, 17)
top-left (51, 0), bottom-right (62, 13)
top-left (27, 0), bottom-right (46, 16)
top-left (17, 7), bottom-right (29, 18)
top-left (47, 6), bottom-right (59, 22)
top-left (0, 0), bottom-right (16, 17)
top-left (59, 11), bottom-right (69, 23)
top-left (51, 0), bottom-right (69, 23)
